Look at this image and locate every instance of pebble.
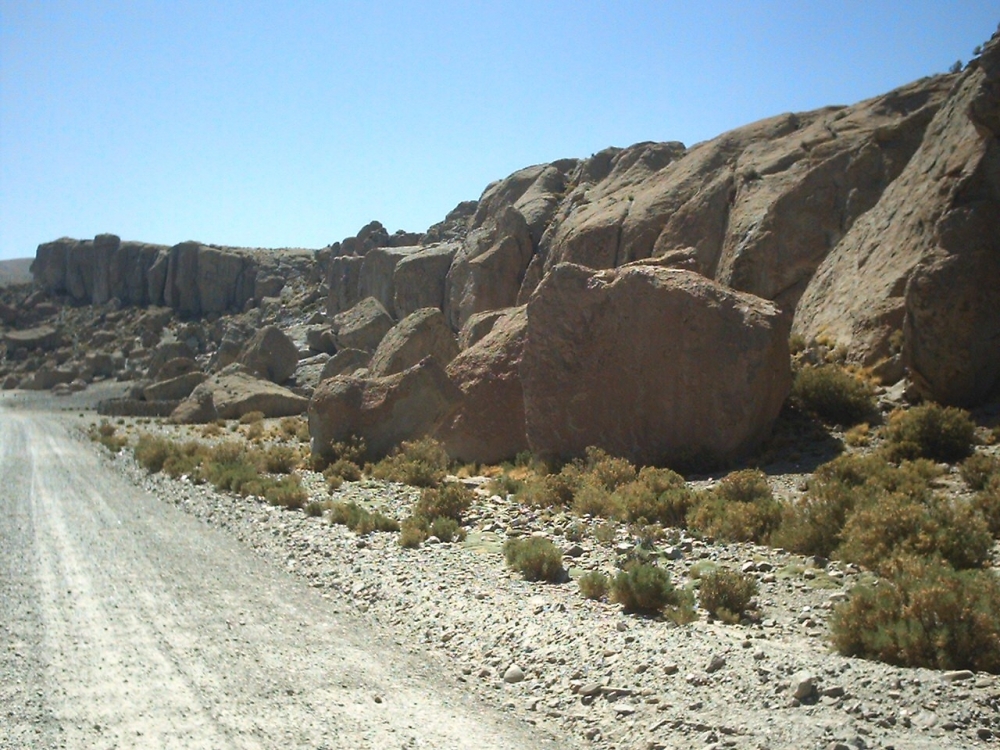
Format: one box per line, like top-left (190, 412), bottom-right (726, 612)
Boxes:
top-left (503, 664), bottom-right (525, 684)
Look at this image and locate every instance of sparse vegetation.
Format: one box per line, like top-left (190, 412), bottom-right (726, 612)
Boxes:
top-left (503, 537), bottom-right (565, 582)
top-left (611, 563), bottom-right (695, 621)
top-left (577, 571), bottom-right (609, 600)
top-left (370, 437), bottom-right (450, 487)
top-left (791, 364), bottom-right (876, 425)
top-left (413, 482), bottom-right (473, 522)
top-left (960, 453), bottom-right (999, 491)
top-left (329, 500), bottom-right (399, 535)
top-left (831, 556), bottom-right (1000, 673)
top-left (698, 568), bottom-right (758, 624)
top-left (90, 420), bottom-right (127, 452)
top-left (881, 404), bottom-right (976, 463)
top-left (688, 470), bottom-right (782, 543)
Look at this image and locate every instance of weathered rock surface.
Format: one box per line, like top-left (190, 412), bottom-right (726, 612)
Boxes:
top-left (522, 264), bottom-right (790, 466)
top-left (177, 366), bottom-right (308, 422)
top-left (332, 297), bottom-right (394, 353)
top-left (319, 349), bottom-right (371, 382)
top-left (795, 33), bottom-right (1000, 404)
top-left (435, 306), bottom-right (529, 464)
top-left (358, 246), bottom-right (421, 318)
top-left (392, 243), bottom-right (458, 318)
top-left (445, 207), bottom-right (534, 330)
top-left (3, 325), bottom-right (64, 352)
top-left (143, 372), bottom-right (207, 402)
top-left (309, 357), bottom-right (462, 459)
top-left (368, 308), bottom-right (459, 378)
top-left (31, 236), bottom-right (314, 315)
top-left (239, 325), bottom-right (299, 385)
top-left (169, 387), bottom-right (219, 424)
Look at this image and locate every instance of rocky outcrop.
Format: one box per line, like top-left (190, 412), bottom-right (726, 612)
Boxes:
top-left (332, 297), bottom-right (394, 352)
top-left (435, 306), bottom-right (529, 464)
top-left (31, 236), bottom-right (314, 315)
top-left (444, 207), bottom-right (534, 330)
top-left (368, 308), bottom-right (459, 378)
top-left (794, 33), bottom-right (1000, 405)
top-left (239, 325), bottom-right (299, 385)
top-left (3, 325), bottom-right (64, 352)
top-left (392, 243), bottom-right (458, 318)
top-left (309, 357), bottom-right (462, 460)
top-left (359, 247), bottom-right (421, 318)
top-left (521, 264), bottom-right (790, 467)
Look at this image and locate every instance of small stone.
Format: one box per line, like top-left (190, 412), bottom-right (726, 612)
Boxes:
top-left (503, 664), bottom-right (525, 684)
top-left (663, 663), bottom-right (679, 675)
top-left (578, 682), bottom-right (603, 697)
top-left (706, 655), bottom-right (726, 673)
top-left (790, 671), bottom-right (816, 701)
top-left (978, 728), bottom-right (993, 740)
top-left (942, 670), bottom-right (974, 682)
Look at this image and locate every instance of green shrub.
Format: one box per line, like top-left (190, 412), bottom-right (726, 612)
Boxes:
top-left (399, 516), bottom-right (429, 548)
top-left (259, 445), bottom-right (298, 474)
top-left (687, 470), bottom-right (782, 543)
top-left (973, 476), bottom-right (1000, 536)
top-left (330, 501), bottom-right (400, 534)
top-left (578, 571), bottom-right (609, 600)
top-left (414, 482), bottom-right (473, 522)
top-left (488, 473), bottom-right (524, 496)
top-left (572, 481), bottom-right (624, 519)
top-left (199, 442), bottom-right (259, 493)
top-left (615, 467), bottom-right (694, 527)
top-left (961, 453), bottom-right (999, 491)
top-left (831, 556), bottom-right (1000, 673)
top-left (584, 446), bottom-right (637, 490)
top-left (370, 437), bottom-right (449, 487)
top-left (516, 469), bottom-right (580, 508)
top-left (161, 440), bottom-right (208, 478)
top-left (593, 520), bottom-right (618, 546)
top-left (305, 500), bottom-right (327, 517)
top-left (263, 475), bottom-right (307, 509)
top-left (503, 537), bottom-right (565, 582)
top-left (611, 563), bottom-right (694, 621)
top-left (324, 458), bottom-right (363, 484)
top-left (838, 493), bottom-right (992, 572)
top-left (698, 568), bottom-right (758, 624)
top-left (429, 516), bottom-right (465, 543)
top-left (791, 364), bottom-right (875, 425)
top-left (134, 433), bottom-right (174, 473)
top-left (881, 404), bottom-right (976, 463)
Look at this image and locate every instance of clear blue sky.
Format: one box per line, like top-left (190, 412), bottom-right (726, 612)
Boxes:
top-left (1, 1), bottom-right (996, 260)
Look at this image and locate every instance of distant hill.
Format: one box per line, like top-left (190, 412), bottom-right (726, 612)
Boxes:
top-left (0, 258), bottom-right (32, 287)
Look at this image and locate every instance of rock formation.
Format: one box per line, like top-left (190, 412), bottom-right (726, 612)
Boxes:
top-left (521, 264), bottom-right (790, 467)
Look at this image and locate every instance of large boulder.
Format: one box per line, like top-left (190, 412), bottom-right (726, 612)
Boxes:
top-left (435, 306), bottom-right (529, 464)
top-left (392, 243), bottom-right (458, 318)
top-left (175, 366), bottom-right (308, 422)
top-left (3, 325), bottom-right (64, 352)
top-left (239, 325), bottom-right (299, 384)
top-left (332, 297), bottom-right (394, 352)
top-left (521, 264), bottom-right (790, 467)
top-left (143, 372), bottom-right (207, 401)
top-left (368, 308), bottom-right (459, 378)
top-left (326, 255), bottom-right (365, 316)
top-left (309, 357), bottom-right (462, 460)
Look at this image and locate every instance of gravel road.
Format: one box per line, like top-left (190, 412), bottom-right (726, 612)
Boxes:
top-left (0, 396), bottom-right (574, 749)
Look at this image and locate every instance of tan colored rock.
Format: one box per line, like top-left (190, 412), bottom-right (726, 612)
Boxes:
top-left (435, 306), bottom-right (529, 464)
top-left (175, 366), bottom-right (307, 421)
top-left (445, 207), bottom-right (533, 330)
top-left (169, 388), bottom-right (219, 424)
top-left (239, 325), bottom-right (299, 384)
top-left (3, 325), bottom-right (64, 352)
top-left (368, 308), bottom-right (459, 378)
top-left (326, 255), bottom-right (365, 316)
top-left (143, 372), bottom-right (207, 401)
top-left (308, 357), bottom-right (462, 460)
top-left (358, 246), bottom-right (421, 317)
top-left (155, 356), bottom-right (198, 381)
top-left (319, 349), bottom-right (371, 381)
top-left (795, 34), bottom-right (1000, 405)
top-left (457, 309), bottom-right (511, 350)
top-left (332, 297), bottom-right (394, 352)
top-left (522, 264), bottom-right (790, 467)
top-left (392, 243), bottom-right (458, 318)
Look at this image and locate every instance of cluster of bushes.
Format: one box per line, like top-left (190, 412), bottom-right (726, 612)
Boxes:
top-left (133, 434), bottom-right (307, 509)
top-left (399, 481), bottom-right (473, 548)
top-left (328, 500), bottom-right (400, 535)
top-left (89, 420), bottom-right (127, 452)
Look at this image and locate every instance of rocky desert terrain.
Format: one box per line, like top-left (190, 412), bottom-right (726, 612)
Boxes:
top-left (2, 28), bottom-right (999, 750)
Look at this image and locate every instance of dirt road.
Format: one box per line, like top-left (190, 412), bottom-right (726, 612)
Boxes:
top-left (0, 398), bottom-right (573, 749)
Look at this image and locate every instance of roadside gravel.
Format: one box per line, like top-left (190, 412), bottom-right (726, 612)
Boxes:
top-left (95, 415), bottom-right (1000, 750)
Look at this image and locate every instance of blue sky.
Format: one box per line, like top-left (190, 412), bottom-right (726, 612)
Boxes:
top-left (1, 1), bottom-right (996, 260)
